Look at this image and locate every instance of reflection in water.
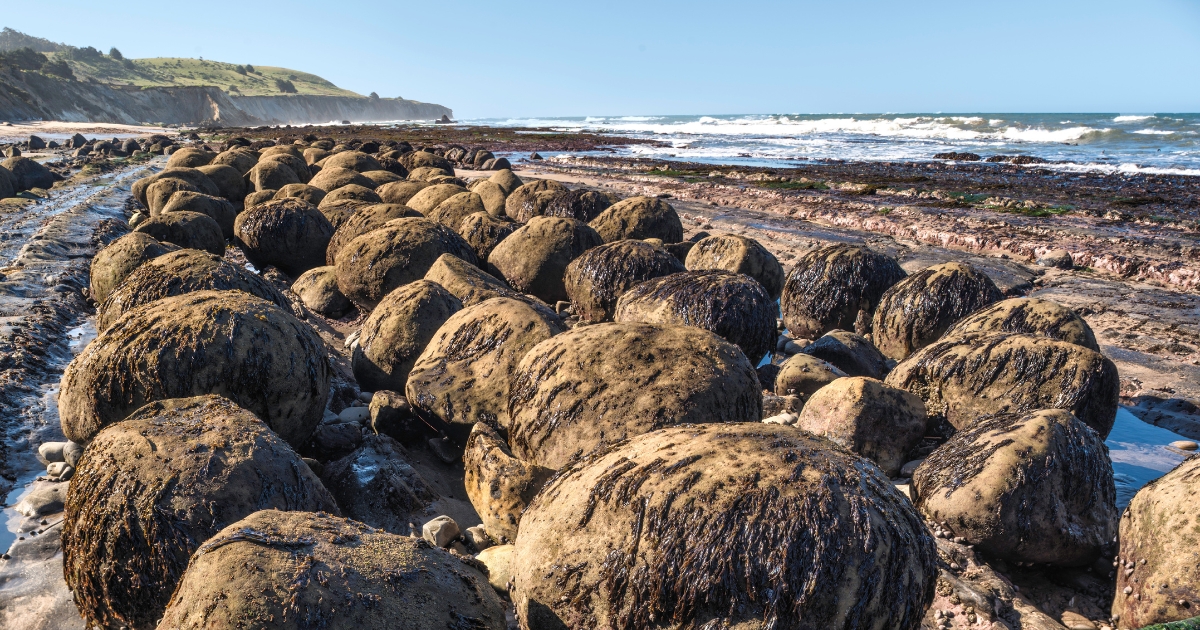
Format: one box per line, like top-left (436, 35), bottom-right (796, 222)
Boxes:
top-left (1107, 407), bottom-right (1192, 509)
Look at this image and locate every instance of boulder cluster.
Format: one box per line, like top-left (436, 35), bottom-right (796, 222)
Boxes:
top-left (37, 135), bottom-right (1197, 630)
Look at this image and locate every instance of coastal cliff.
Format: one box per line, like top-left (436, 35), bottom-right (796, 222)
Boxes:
top-left (0, 69), bottom-right (451, 126)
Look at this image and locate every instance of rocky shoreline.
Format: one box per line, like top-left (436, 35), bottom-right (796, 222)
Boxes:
top-left (0, 128), bottom-right (1197, 630)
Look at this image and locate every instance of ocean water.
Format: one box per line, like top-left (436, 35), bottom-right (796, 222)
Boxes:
top-left (460, 113), bottom-right (1200, 176)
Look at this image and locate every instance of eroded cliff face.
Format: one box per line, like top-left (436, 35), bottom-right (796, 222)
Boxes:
top-left (0, 69), bottom-right (451, 126)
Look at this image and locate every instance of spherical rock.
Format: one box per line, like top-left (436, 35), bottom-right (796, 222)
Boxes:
top-left (58, 290), bottom-right (331, 447)
top-left (165, 147), bottom-right (215, 168)
top-left (376, 180), bottom-right (429, 205)
top-left (195, 163), bottom-right (246, 201)
top-left (292, 265), bottom-right (353, 318)
top-left (885, 333), bottom-right (1119, 437)
top-left (780, 243), bottom-right (907, 339)
top-left (774, 353), bottom-right (847, 398)
top-left (913, 408), bottom-right (1117, 566)
top-left (407, 183), bottom-right (469, 215)
top-left (352, 280), bottom-right (462, 392)
top-left (470, 179), bottom-right (507, 216)
top-left (685, 233), bottom-right (786, 298)
top-left (96, 249), bottom-right (291, 332)
top-left (325, 203), bottom-right (421, 265)
top-left (942, 297), bottom-right (1100, 351)
top-left (156, 510), bottom-right (506, 630)
top-left (160, 191), bottom-right (237, 238)
top-left (507, 322), bottom-right (762, 470)
top-left (260, 152), bottom-right (312, 183)
top-left (872, 262), bottom-right (1004, 360)
top-left (490, 168), bottom-right (522, 195)
top-left (588, 195), bottom-right (684, 243)
top-left (62, 395), bottom-right (338, 630)
top-left (146, 177), bottom-right (200, 214)
top-left (361, 169), bottom-right (403, 187)
top-left (274, 182), bottom-right (327, 207)
top-left (334, 217), bottom-right (477, 310)
top-left (796, 377), bottom-right (926, 476)
top-left (801, 329), bottom-right (890, 379)
top-left (542, 189), bottom-right (615, 222)
top-left (134, 210), bottom-right (225, 255)
top-left (1111, 455), bottom-right (1200, 627)
top-left (504, 179), bottom-right (566, 220)
top-left (89, 232), bottom-right (179, 304)
top-left (315, 198), bottom-right (370, 230)
top-left (319, 183), bottom-right (381, 206)
top-left (456, 211), bottom-right (517, 264)
top-left (210, 148), bottom-right (257, 175)
top-left (512, 423), bottom-right (937, 630)
top-left (407, 166), bottom-right (453, 182)
top-left (1, 156), bottom-right (58, 190)
top-left (614, 270), bottom-right (775, 363)
top-left (308, 166), bottom-right (374, 192)
top-left (320, 150), bottom-right (383, 173)
top-left (562, 240), bottom-right (685, 323)
top-left (486, 216), bottom-right (603, 304)
top-left (243, 189), bottom-right (276, 209)
top-left (320, 434), bottom-right (436, 535)
top-left (407, 297), bottom-right (564, 442)
top-left (399, 150), bottom-right (455, 172)
top-left (429, 191), bottom-right (485, 230)
top-left (464, 422), bottom-right (553, 544)
top-left (234, 197), bottom-right (334, 277)
top-left (423, 253), bottom-right (533, 308)
top-left (246, 159), bottom-right (300, 192)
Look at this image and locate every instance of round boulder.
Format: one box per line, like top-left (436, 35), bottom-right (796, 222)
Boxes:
top-left (89, 232), bottom-right (179, 304)
top-left (376, 180), bottom-right (429, 205)
top-left (456, 211), bottom-right (517, 264)
top-left (274, 182), bottom-right (327, 207)
top-left (774, 353), bottom-right (848, 399)
top-left (407, 297), bottom-right (564, 442)
top-left (424, 253), bottom-right (529, 307)
top-left (407, 183), bottom-right (468, 215)
top-left (325, 203), bottom-right (421, 265)
top-left (486, 216), bottom-right (603, 304)
top-left (308, 166), bottom-right (375, 192)
top-left (428, 191), bottom-right (485, 230)
top-left (542, 189), bottom-right (614, 222)
top-left (156, 510), bottom-right (506, 630)
top-left (913, 409), bottom-right (1117, 566)
top-left (58, 290), bottom-right (331, 447)
top-left (564, 240), bottom-right (686, 323)
top-left (780, 243), bottom-right (907, 339)
top-left (490, 168), bottom-right (522, 195)
top-left (795, 377), bottom-right (926, 476)
top-left (246, 159), bottom-right (300, 192)
top-left (800, 329), bottom-right (890, 380)
top-left (62, 395), bottom-right (338, 630)
top-left (588, 195), bottom-right (684, 243)
top-left (685, 233), bottom-right (786, 298)
top-left (134, 210), bottom-right (225, 255)
top-left (504, 179), bottom-right (565, 220)
top-left (334, 217), bottom-right (477, 310)
top-left (319, 183), bottom-right (381, 206)
top-left (885, 333), bottom-right (1120, 437)
top-left (146, 177), bottom-right (200, 214)
top-left (942, 297), bottom-right (1100, 351)
top-left (469, 179), bottom-right (507, 216)
top-left (1, 156), bottom-right (57, 191)
top-left (96, 249), bottom-right (291, 331)
top-left (210, 148), bottom-right (257, 175)
top-left (292, 265), bottom-right (353, 318)
top-left (315, 198), bottom-right (370, 230)
top-left (512, 423), bottom-right (937, 630)
top-left (320, 150), bottom-right (383, 173)
top-left (352, 280), bottom-right (463, 392)
top-left (166, 147), bottom-right (214, 168)
top-left (260, 152), bottom-right (311, 183)
top-left (195, 163), bottom-right (246, 202)
top-left (507, 322), bottom-right (762, 470)
top-left (234, 197), bottom-right (334, 277)
top-left (872, 262), bottom-right (1004, 360)
top-left (613, 270), bottom-right (775, 363)
top-left (160, 191), bottom-right (237, 238)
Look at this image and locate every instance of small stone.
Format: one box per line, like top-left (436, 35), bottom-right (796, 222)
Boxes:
top-left (949, 562), bottom-right (960, 570)
top-left (466, 525), bottom-right (493, 551)
top-left (62, 441), bottom-right (84, 467)
top-left (1123, 586), bottom-right (1133, 595)
top-left (422, 515), bottom-right (460, 547)
top-left (369, 391), bottom-right (421, 443)
top-left (1061, 611), bottom-right (1097, 630)
top-left (1170, 440), bottom-right (1198, 451)
top-left (37, 442), bottom-right (67, 464)
top-left (761, 412), bottom-right (798, 426)
top-left (554, 301), bottom-right (572, 315)
top-left (783, 340), bottom-right (809, 355)
top-left (900, 459), bottom-right (925, 477)
top-left (14, 483), bottom-right (67, 517)
top-left (338, 406), bottom-right (370, 424)
top-left (1037, 248), bottom-right (1074, 269)
top-left (476, 544), bottom-right (514, 594)
top-left (427, 436), bottom-right (460, 463)
top-left (47, 462), bottom-right (74, 480)
top-left (449, 541), bottom-right (470, 555)
top-left (357, 391), bottom-right (374, 404)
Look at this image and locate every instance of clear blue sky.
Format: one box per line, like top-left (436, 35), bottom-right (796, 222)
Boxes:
top-left (5, 0), bottom-right (1199, 118)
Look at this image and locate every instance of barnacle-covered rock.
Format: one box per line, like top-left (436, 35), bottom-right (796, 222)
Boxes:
top-left (89, 232), bottom-right (179, 304)
top-left (134, 210), bottom-right (225, 255)
top-left (942, 296), bottom-right (1100, 351)
top-left (464, 422), bottom-right (553, 544)
top-left (871, 262), bottom-right (1004, 360)
top-left (773, 353), bottom-right (847, 399)
top-left (780, 243), bottom-right (906, 338)
top-left (564, 239), bottom-right (685, 323)
top-left (504, 179), bottom-right (566, 221)
top-left (234, 197), bottom-right (334, 277)
top-left (352, 280), bottom-right (462, 392)
top-left (324, 203), bottom-right (422, 265)
top-left (795, 376), bottom-right (926, 476)
top-left (292, 265), bottom-right (353, 318)
top-left (456, 211), bottom-right (518, 264)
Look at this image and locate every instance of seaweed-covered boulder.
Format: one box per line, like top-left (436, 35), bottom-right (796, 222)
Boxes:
top-left (564, 240), bottom-right (686, 323)
top-left (134, 211), bottom-right (225, 255)
top-left (243, 189), bottom-right (276, 209)
top-left (325, 203), bottom-right (421, 265)
top-left (58, 291), bottom-right (330, 447)
top-left (273, 182), bottom-right (327, 206)
top-left (407, 297), bottom-right (564, 442)
top-left (196, 163), bottom-right (246, 202)
top-left (1111, 456), bottom-right (1200, 627)
top-left (166, 147), bottom-right (215, 168)
top-left (464, 422), bottom-right (552, 544)
top-left (246, 159), bottom-right (300, 192)
top-left (423, 253), bottom-right (529, 307)
top-left (407, 166), bottom-right (453, 182)
top-left (89, 232), bottom-right (179, 304)
top-left (543, 189), bottom-right (614, 222)
top-left (361, 169), bottom-right (404, 187)
top-left (376, 180), bottom-right (429, 205)
top-left (801, 329), bottom-right (890, 379)
top-left (613, 270), bottom-right (775, 363)
top-left (334, 218), bottom-right (477, 310)
top-left (321, 150), bottom-right (383, 173)
top-left (774, 353), bottom-right (848, 398)
top-left (490, 168), bottom-right (522, 195)
top-left (470, 179), bottom-right (507, 216)
top-left (308, 166), bottom-right (374, 192)
top-left (507, 322), bottom-right (761, 470)
top-left (885, 333), bottom-right (1120, 437)
top-left (352, 280), bottom-right (463, 392)
top-left (457, 211), bottom-right (517, 264)
top-left (429, 191), bottom-right (486, 229)
top-left (399, 150), bottom-right (455, 172)
top-left (146, 177), bottom-right (201, 214)
top-left (780, 244), bottom-right (907, 338)
top-left (292, 265), bottom-right (353, 318)
top-left (486, 216), bottom-right (603, 304)
top-left (319, 434), bottom-right (435, 534)
top-left (588, 195), bottom-right (684, 243)
top-left (942, 297), bottom-right (1100, 351)
top-left (407, 183), bottom-right (468, 215)
top-left (260, 152), bottom-right (312, 183)
top-left (135, 168), bottom-right (220, 209)
top-left (512, 423), bottom-right (937, 630)
top-left (210, 148), bottom-right (257, 175)
top-left (795, 377), bottom-right (926, 476)
top-left (160, 191), bottom-right (237, 238)
top-left (1, 156), bottom-right (58, 190)
top-left (157, 510), bottom-right (506, 630)
top-left (320, 182), bottom-right (381, 206)
top-left (234, 197), bottom-right (334, 277)
top-left (685, 233), bottom-right (786, 298)
top-left (913, 409), bottom-right (1117, 566)
top-left (504, 179), bottom-right (566, 220)
top-left (96, 249), bottom-right (291, 331)
top-left (872, 262), bottom-right (1004, 360)
top-left (315, 198), bottom-right (369, 230)
top-left (62, 395), bottom-right (338, 630)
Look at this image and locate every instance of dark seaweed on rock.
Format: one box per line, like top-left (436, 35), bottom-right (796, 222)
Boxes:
top-left (512, 423), bottom-right (937, 630)
top-left (780, 243), bottom-right (906, 339)
top-left (564, 240), bottom-right (685, 323)
top-left (233, 197), bottom-right (334, 277)
top-left (871, 262), bottom-right (1003, 360)
top-left (613, 269), bottom-right (776, 362)
top-left (942, 296), bottom-right (1100, 352)
top-left (456, 211), bottom-right (518, 265)
top-left (541, 188), bottom-right (614, 222)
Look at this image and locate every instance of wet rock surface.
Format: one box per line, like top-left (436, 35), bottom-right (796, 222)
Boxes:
top-left (563, 239), bottom-right (685, 323)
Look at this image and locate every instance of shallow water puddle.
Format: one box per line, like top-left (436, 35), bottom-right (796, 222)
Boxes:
top-left (1107, 407), bottom-right (1192, 508)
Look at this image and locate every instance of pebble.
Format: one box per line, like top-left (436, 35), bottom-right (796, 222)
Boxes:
top-left (900, 459), bottom-right (925, 477)
top-left (783, 340), bottom-right (809, 355)
top-left (466, 525), bottom-right (493, 551)
top-left (1170, 440), bottom-right (1198, 451)
top-left (422, 515), bottom-right (460, 548)
top-left (38, 441), bottom-right (68, 464)
top-left (338, 406), bottom-right (370, 424)
top-left (1123, 586), bottom-right (1133, 595)
top-left (357, 391), bottom-right (374, 404)
top-left (762, 412), bottom-right (799, 426)
top-left (63, 441), bottom-right (83, 467)
top-left (47, 462), bottom-right (74, 480)
top-left (427, 436), bottom-right (460, 463)
top-left (1061, 611), bottom-right (1097, 630)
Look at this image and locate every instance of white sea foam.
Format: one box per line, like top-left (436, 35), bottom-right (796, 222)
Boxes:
top-left (1114, 115), bottom-right (1155, 122)
top-left (1133, 129), bottom-right (1174, 135)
